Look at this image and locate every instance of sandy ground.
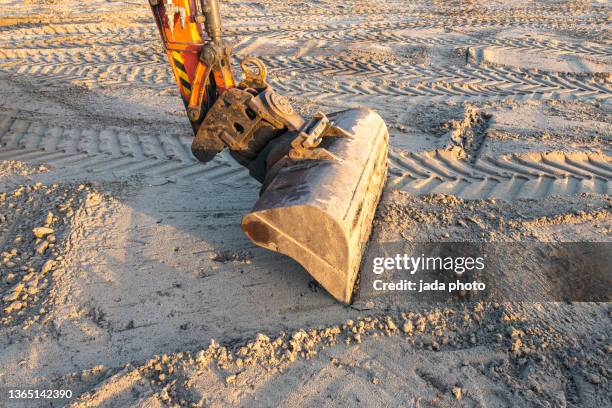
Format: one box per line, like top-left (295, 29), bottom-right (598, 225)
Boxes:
top-left (0, 0), bottom-right (610, 407)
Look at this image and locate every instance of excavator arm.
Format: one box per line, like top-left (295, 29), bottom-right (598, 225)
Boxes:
top-left (148, 0), bottom-right (234, 126)
top-left (148, 0), bottom-right (389, 303)
top-left (149, 0), bottom-right (307, 167)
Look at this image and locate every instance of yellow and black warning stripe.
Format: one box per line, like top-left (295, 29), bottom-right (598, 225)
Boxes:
top-left (172, 51), bottom-right (191, 97)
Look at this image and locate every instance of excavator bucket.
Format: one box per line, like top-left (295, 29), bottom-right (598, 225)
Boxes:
top-left (242, 108), bottom-right (388, 303)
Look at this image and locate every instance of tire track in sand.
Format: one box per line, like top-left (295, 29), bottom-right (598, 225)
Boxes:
top-left (388, 149), bottom-right (611, 200)
top-left (3, 32), bottom-right (609, 62)
top-left (0, 13), bottom-right (607, 48)
top-left (0, 113), bottom-right (254, 185)
top-left (0, 112), bottom-right (608, 200)
top-left (1, 54), bottom-right (608, 103)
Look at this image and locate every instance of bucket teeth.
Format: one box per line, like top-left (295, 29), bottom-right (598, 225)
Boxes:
top-left (242, 108), bottom-right (389, 303)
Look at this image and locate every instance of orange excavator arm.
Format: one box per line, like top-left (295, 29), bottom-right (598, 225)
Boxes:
top-left (148, 0), bottom-right (235, 128)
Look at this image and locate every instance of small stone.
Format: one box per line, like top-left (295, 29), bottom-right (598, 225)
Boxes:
top-left (41, 260), bottom-right (56, 274)
top-left (402, 321), bottom-right (414, 334)
top-left (531, 383), bottom-right (542, 394)
top-left (226, 374), bottom-right (237, 385)
top-left (423, 335), bottom-right (435, 347)
top-left (586, 373), bottom-right (601, 385)
top-left (4, 301), bottom-right (24, 314)
top-left (371, 377), bottom-right (380, 385)
top-left (507, 327), bottom-right (522, 338)
top-left (3, 291), bottom-right (20, 302)
top-left (13, 283), bottom-right (25, 293)
top-left (351, 300), bottom-right (375, 311)
top-left (35, 241), bottom-right (49, 255)
top-left (45, 212), bottom-right (55, 226)
top-left (452, 386), bottom-right (462, 400)
top-left (511, 338), bottom-right (522, 353)
top-left (32, 227), bottom-right (54, 238)
top-left (416, 319), bottom-right (426, 333)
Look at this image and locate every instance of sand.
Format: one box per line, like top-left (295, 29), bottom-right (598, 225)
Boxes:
top-left (0, 0), bottom-right (610, 407)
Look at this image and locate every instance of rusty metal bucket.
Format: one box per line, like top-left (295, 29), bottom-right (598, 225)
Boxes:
top-left (241, 108), bottom-right (388, 303)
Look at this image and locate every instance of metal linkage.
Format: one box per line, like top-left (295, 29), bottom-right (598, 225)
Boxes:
top-left (191, 76), bottom-right (304, 163)
top-left (288, 112), bottom-right (353, 161)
